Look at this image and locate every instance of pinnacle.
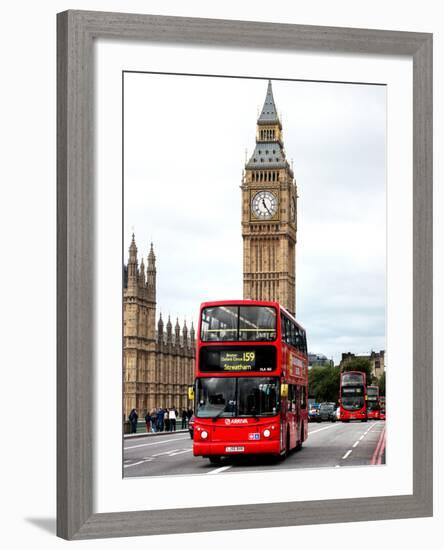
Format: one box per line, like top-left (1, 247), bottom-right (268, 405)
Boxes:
top-left (258, 80), bottom-right (280, 124)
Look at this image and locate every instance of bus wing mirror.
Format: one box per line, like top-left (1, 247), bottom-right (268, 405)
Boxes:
top-left (280, 383), bottom-right (288, 398)
top-left (188, 387), bottom-right (195, 400)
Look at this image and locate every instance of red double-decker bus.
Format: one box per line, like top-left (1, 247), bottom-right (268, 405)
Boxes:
top-left (191, 300), bottom-right (308, 464)
top-left (339, 371), bottom-right (367, 422)
top-left (366, 385), bottom-right (380, 420)
top-left (379, 395), bottom-right (386, 420)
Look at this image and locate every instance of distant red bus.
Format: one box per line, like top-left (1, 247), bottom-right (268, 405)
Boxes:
top-left (191, 300), bottom-right (308, 464)
top-left (339, 371), bottom-right (367, 422)
top-left (379, 396), bottom-right (386, 420)
top-left (367, 385), bottom-right (380, 420)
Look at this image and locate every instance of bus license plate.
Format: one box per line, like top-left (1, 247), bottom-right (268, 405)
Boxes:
top-left (225, 446), bottom-right (245, 453)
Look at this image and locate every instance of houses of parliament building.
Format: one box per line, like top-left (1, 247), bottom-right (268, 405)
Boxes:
top-left (123, 236), bottom-right (196, 418)
top-left (123, 81), bottom-right (298, 420)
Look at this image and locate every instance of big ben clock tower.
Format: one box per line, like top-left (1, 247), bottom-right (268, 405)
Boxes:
top-left (242, 80), bottom-right (297, 316)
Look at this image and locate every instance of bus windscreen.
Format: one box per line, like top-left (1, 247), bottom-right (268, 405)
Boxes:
top-left (196, 376), bottom-right (279, 418)
top-left (341, 386), bottom-right (365, 410)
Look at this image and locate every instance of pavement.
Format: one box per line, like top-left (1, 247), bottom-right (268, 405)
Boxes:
top-left (123, 419), bottom-right (386, 478)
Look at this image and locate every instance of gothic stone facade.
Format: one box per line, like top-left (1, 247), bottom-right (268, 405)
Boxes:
top-left (123, 235), bottom-right (195, 420)
top-left (242, 81), bottom-right (297, 316)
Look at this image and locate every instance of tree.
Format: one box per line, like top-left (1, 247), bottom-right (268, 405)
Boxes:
top-left (341, 357), bottom-right (375, 385)
top-left (378, 371), bottom-right (386, 396)
top-left (308, 365), bottom-right (341, 404)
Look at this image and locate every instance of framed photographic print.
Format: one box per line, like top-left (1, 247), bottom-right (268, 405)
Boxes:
top-left (57, 10), bottom-right (433, 540)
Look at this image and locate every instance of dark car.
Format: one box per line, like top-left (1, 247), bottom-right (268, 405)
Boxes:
top-left (308, 403), bottom-right (321, 422)
top-left (188, 415), bottom-right (195, 439)
top-left (317, 402), bottom-right (336, 422)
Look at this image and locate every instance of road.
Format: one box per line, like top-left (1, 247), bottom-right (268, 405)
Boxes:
top-left (124, 420), bottom-right (386, 477)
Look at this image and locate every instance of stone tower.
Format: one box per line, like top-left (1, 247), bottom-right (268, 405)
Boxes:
top-left (123, 235), bottom-right (157, 417)
top-left (241, 80), bottom-right (297, 316)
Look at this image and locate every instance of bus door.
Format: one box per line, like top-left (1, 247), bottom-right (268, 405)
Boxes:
top-left (288, 384), bottom-right (299, 444)
top-left (295, 385), bottom-right (303, 442)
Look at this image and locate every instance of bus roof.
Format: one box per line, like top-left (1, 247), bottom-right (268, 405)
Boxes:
top-left (200, 299), bottom-right (279, 308)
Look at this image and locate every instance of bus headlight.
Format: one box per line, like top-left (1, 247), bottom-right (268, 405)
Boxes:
top-left (201, 430), bottom-right (208, 439)
top-left (263, 429), bottom-right (271, 438)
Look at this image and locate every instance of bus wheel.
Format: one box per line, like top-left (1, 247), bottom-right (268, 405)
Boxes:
top-left (209, 456), bottom-right (223, 465)
top-left (279, 430), bottom-right (290, 460)
top-left (295, 426), bottom-right (304, 451)
top-left (361, 419), bottom-right (368, 423)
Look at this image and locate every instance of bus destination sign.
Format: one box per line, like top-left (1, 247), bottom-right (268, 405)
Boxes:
top-left (199, 346), bottom-right (276, 373)
top-left (220, 351), bottom-right (256, 371)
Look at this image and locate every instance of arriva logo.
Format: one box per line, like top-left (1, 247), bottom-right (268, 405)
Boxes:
top-left (225, 418), bottom-right (248, 425)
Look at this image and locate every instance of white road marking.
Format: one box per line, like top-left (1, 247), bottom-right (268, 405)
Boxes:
top-left (207, 465), bottom-right (232, 475)
top-left (342, 450), bottom-right (352, 460)
top-left (151, 449), bottom-right (180, 457)
top-left (364, 423), bottom-right (377, 435)
top-left (335, 465), bottom-right (341, 468)
top-left (309, 424), bottom-right (339, 435)
top-left (359, 435), bottom-right (365, 440)
top-left (124, 436), bottom-right (189, 450)
top-left (124, 460), bottom-right (147, 469)
top-left (169, 449), bottom-right (192, 456)
top-left (352, 440), bottom-right (360, 448)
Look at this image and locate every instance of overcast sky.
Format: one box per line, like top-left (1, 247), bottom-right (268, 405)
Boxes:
top-left (124, 73), bottom-right (386, 364)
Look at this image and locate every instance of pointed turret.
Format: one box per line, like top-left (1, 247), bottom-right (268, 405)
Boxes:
top-left (166, 315), bottom-right (173, 343)
top-left (175, 317), bottom-right (181, 344)
top-left (129, 233), bottom-right (137, 260)
top-left (139, 257), bottom-right (145, 285)
top-left (182, 320), bottom-right (188, 345)
top-left (245, 80), bottom-right (290, 172)
top-left (146, 242), bottom-right (156, 299)
top-left (258, 80), bottom-right (280, 125)
top-left (190, 321), bottom-right (195, 343)
top-left (127, 233), bottom-right (138, 290)
top-left (147, 242), bottom-right (156, 271)
top-left (157, 313), bottom-right (164, 343)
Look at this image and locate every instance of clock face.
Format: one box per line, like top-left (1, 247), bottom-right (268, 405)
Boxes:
top-left (252, 191), bottom-right (278, 220)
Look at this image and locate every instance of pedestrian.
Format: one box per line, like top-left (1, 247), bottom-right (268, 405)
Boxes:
top-left (169, 407), bottom-right (177, 431)
top-left (164, 408), bottom-right (170, 432)
top-left (150, 408), bottom-right (157, 432)
top-left (144, 411), bottom-right (151, 433)
top-left (187, 408), bottom-right (193, 422)
top-left (157, 408), bottom-right (164, 432)
top-left (129, 408), bottom-right (138, 434)
top-left (181, 409), bottom-right (188, 429)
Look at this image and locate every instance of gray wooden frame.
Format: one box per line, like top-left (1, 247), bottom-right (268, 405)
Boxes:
top-left (57, 10), bottom-right (433, 540)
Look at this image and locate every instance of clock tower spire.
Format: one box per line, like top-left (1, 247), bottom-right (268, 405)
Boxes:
top-left (241, 80), bottom-right (297, 316)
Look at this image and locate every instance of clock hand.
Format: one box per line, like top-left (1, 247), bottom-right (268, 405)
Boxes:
top-left (262, 198), bottom-right (272, 215)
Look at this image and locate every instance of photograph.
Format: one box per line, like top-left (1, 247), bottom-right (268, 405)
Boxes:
top-left (122, 73), bottom-right (387, 477)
